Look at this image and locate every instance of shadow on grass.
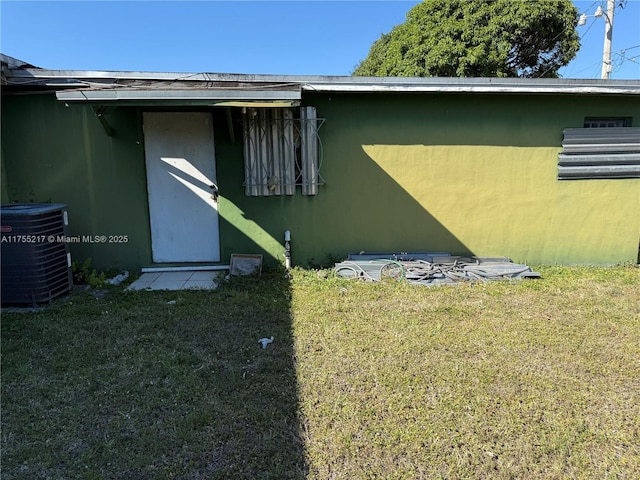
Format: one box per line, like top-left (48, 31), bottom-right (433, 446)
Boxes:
top-left (1, 269), bottom-right (306, 479)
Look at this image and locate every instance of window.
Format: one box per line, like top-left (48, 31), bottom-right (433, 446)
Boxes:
top-left (584, 117), bottom-right (632, 128)
top-left (242, 107), bottom-right (324, 196)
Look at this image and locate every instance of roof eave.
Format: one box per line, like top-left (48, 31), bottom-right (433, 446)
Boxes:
top-left (4, 65), bottom-right (640, 95)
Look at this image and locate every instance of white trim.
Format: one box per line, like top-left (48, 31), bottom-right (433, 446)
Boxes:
top-left (141, 265), bottom-right (229, 273)
top-left (300, 83), bottom-right (640, 95)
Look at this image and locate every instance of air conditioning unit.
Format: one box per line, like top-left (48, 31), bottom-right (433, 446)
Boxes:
top-left (1, 203), bottom-right (73, 305)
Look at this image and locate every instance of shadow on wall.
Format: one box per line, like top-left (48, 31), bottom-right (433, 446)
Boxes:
top-left (213, 124), bottom-right (474, 266)
top-left (272, 91), bottom-right (598, 265)
top-left (218, 164), bottom-right (475, 268)
top-left (217, 199), bottom-right (287, 267)
top-left (172, 91), bottom-right (591, 267)
top-left (315, 142), bottom-right (475, 259)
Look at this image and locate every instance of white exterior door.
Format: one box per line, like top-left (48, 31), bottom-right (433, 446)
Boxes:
top-left (143, 112), bottom-right (220, 263)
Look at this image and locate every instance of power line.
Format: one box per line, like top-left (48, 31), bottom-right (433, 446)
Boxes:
top-left (578, 16), bottom-right (600, 41)
top-left (612, 44), bottom-right (640, 70)
top-left (615, 51), bottom-right (640, 66)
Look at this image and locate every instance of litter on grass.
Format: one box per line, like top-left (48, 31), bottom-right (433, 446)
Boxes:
top-left (334, 252), bottom-right (540, 285)
top-left (107, 271), bottom-right (129, 285)
top-left (259, 336), bottom-right (274, 349)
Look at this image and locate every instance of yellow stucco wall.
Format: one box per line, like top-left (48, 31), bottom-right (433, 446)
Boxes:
top-left (364, 144), bottom-right (640, 265)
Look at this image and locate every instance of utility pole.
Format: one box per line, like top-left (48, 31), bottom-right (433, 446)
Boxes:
top-left (601, 0), bottom-right (615, 79)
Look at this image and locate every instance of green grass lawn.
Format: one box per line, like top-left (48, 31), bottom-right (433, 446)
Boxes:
top-left (2, 266), bottom-right (639, 479)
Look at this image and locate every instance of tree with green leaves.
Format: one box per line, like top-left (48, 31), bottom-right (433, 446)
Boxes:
top-left (353, 0), bottom-right (580, 78)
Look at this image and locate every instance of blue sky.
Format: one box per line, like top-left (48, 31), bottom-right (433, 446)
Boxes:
top-left (1, 1), bottom-right (638, 79)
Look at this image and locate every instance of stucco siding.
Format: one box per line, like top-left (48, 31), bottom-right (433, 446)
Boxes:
top-left (2, 91), bottom-right (638, 270)
top-left (1, 94), bottom-right (152, 270)
top-left (296, 92), bottom-right (639, 265)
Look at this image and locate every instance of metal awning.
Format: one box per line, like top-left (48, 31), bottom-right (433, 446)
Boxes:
top-left (55, 86), bottom-right (301, 107)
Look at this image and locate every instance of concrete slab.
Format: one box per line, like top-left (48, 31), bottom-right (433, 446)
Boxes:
top-left (126, 281), bottom-right (154, 291)
top-left (137, 272), bottom-right (162, 281)
top-left (155, 271), bottom-right (193, 281)
top-left (126, 270), bottom-right (223, 291)
top-left (189, 271), bottom-right (218, 281)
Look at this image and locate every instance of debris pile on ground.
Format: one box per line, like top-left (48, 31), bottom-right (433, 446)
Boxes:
top-left (334, 252), bottom-right (540, 285)
top-left (107, 271), bottom-right (129, 285)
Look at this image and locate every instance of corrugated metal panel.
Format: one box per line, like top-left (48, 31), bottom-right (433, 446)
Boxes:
top-left (243, 110), bottom-right (259, 195)
top-left (301, 106), bottom-right (319, 195)
top-left (281, 109), bottom-right (296, 196)
top-left (561, 127), bottom-right (640, 154)
top-left (242, 108), bottom-right (297, 196)
top-left (242, 107), bottom-right (324, 196)
top-left (334, 255), bottom-right (540, 285)
top-left (558, 127), bottom-right (640, 180)
top-left (558, 165), bottom-right (640, 179)
top-left (558, 153), bottom-right (640, 165)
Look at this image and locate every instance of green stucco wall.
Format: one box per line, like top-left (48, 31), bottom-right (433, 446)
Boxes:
top-left (1, 141), bottom-right (9, 204)
top-left (298, 92), bottom-right (640, 265)
top-left (214, 92), bottom-right (639, 267)
top-left (1, 94), bottom-right (152, 270)
top-left (2, 91), bottom-right (638, 271)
